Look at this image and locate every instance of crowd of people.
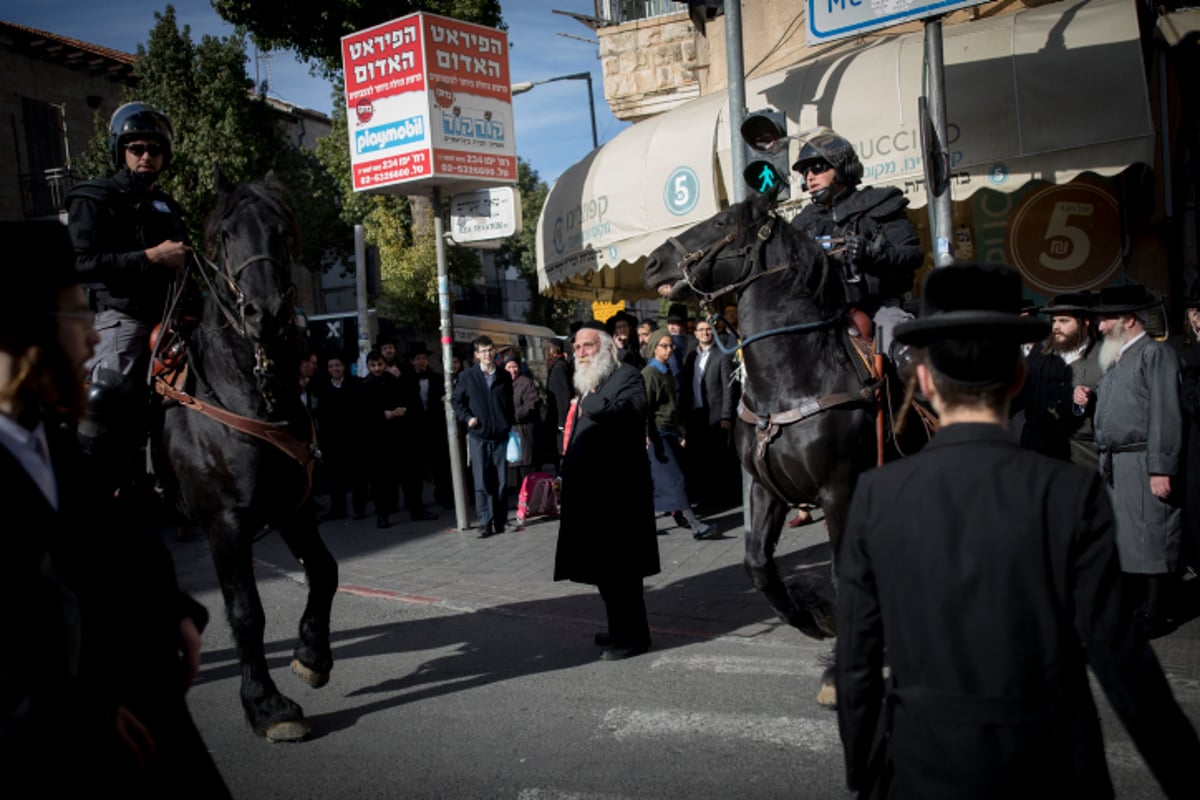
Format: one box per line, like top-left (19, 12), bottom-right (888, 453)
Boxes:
top-left (13, 99), bottom-right (1200, 795)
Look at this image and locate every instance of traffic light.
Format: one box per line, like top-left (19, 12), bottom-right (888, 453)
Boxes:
top-left (740, 109), bottom-right (790, 202)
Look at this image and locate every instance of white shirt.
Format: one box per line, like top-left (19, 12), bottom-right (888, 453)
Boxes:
top-left (692, 344), bottom-right (713, 409)
top-left (1060, 342), bottom-right (1088, 366)
top-left (0, 414), bottom-right (57, 510)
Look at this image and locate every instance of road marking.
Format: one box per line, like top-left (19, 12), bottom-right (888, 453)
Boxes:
top-left (650, 652), bottom-right (825, 677)
top-left (518, 791), bottom-right (634, 800)
top-left (600, 706), bottom-right (840, 752)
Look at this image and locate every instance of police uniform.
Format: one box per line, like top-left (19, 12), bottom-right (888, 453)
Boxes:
top-left (64, 102), bottom-right (186, 469)
top-left (790, 129), bottom-right (924, 356)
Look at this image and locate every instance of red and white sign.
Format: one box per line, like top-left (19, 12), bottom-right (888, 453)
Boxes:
top-left (341, 12), bottom-right (518, 194)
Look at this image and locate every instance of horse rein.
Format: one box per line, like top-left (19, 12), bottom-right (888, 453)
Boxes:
top-left (666, 216), bottom-right (780, 303)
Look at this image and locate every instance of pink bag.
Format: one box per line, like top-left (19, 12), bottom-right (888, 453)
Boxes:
top-left (517, 471), bottom-right (559, 523)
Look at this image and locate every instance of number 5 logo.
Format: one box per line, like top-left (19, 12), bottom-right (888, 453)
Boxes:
top-left (1039, 202), bottom-right (1094, 272)
top-left (663, 167), bottom-right (700, 216)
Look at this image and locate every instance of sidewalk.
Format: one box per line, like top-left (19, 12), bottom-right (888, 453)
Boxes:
top-left (168, 496), bottom-right (1200, 698)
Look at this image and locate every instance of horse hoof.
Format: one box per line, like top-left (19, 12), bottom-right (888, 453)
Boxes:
top-left (292, 658), bottom-right (330, 689)
top-left (816, 683), bottom-right (838, 708)
top-left (264, 719), bottom-right (311, 743)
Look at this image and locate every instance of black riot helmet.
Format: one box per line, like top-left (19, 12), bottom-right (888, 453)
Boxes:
top-left (791, 129), bottom-right (863, 202)
top-left (108, 102), bottom-right (174, 171)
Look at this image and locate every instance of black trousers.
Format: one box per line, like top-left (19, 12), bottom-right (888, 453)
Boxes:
top-left (467, 435), bottom-right (508, 529)
top-left (597, 576), bottom-right (651, 647)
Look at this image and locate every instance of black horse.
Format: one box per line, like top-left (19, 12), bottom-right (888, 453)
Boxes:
top-left (644, 191), bottom-right (884, 705)
top-left (158, 173), bottom-right (337, 741)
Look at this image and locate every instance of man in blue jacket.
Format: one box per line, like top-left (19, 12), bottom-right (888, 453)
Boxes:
top-left (451, 336), bottom-right (514, 537)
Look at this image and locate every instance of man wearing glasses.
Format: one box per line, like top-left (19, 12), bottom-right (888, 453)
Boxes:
top-left (451, 336), bottom-right (515, 537)
top-left (790, 129), bottom-right (924, 358)
top-left (65, 102), bottom-right (188, 482)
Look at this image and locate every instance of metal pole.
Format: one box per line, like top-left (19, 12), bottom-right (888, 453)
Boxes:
top-left (584, 72), bottom-right (599, 150)
top-left (433, 186), bottom-right (470, 530)
top-left (354, 224), bottom-right (370, 377)
top-left (726, 0), bottom-right (748, 205)
top-left (924, 18), bottom-right (955, 267)
top-left (723, 0), bottom-right (755, 534)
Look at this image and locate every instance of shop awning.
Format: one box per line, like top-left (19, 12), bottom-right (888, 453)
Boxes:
top-left (537, 0), bottom-right (1154, 300)
top-left (535, 92), bottom-right (727, 301)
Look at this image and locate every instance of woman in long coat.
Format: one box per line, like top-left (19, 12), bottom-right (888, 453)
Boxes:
top-left (504, 356), bottom-right (539, 470)
top-left (642, 328), bottom-right (717, 539)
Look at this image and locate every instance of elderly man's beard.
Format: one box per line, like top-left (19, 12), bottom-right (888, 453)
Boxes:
top-left (573, 345), bottom-right (618, 394)
top-left (1098, 325), bottom-right (1128, 373)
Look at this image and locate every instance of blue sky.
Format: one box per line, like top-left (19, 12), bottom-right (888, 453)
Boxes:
top-left (5, 0), bottom-right (628, 186)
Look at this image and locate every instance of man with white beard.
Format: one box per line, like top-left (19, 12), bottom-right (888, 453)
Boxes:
top-left (553, 322), bottom-right (660, 660)
top-left (1075, 285), bottom-right (1183, 636)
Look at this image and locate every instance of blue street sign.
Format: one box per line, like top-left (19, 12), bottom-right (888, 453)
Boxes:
top-left (807, 0), bottom-right (986, 45)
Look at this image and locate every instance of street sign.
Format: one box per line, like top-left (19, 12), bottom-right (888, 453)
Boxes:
top-left (807, 0), bottom-right (986, 45)
top-left (341, 11), bottom-right (518, 194)
top-left (449, 186), bottom-right (522, 246)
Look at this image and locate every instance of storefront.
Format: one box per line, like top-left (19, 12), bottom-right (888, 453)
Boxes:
top-left (537, 0), bottom-right (1182, 319)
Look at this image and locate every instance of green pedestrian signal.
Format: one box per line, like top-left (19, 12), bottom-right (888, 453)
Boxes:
top-left (739, 109), bottom-right (790, 202)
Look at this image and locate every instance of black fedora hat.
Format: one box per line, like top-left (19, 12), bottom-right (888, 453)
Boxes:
top-left (1092, 284), bottom-right (1161, 315)
top-left (1182, 294), bottom-right (1200, 309)
top-left (895, 263), bottom-right (1050, 348)
top-left (1039, 291), bottom-right (1096, 315)
top-left (666, 302), bottom-right (689, 324)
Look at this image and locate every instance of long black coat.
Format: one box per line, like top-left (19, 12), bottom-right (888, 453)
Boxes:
top-left (836, 423), bottom-right (1198, 799)
top-left (554, 363), bottom-right (659, 585)
top-left (2, 417), bottom-right (225, 795)
top-left (1172, 331), bottom-right (1200, 569)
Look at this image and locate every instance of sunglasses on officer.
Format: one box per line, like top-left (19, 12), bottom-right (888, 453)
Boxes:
top-left (125, 142), bottom-right (164, 158)
top-left (804, 161), bottom-right (832, 176)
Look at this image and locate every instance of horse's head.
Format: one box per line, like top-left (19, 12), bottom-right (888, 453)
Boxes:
top-left (642, 193), bottom-right (770, 301)
top-left (643, 193), bottom-right (837, 313)
top-left (205, 171), bottom-right (300, 346)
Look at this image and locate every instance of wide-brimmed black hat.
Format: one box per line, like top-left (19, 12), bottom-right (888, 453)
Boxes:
top-left (1182, 295), bottom-right (1200, 309)
top-left (1039, 291), bottom-right (1096, 315)
top-left (666, 303), bottom-right (689, 324)
top-left (578, 320), bottom-right (608, 332)
top-left (895, 263), bottom-right (1050, 347)
top-left (3, 220), bottom-right (80, 340)
top-left (1092, 284), bottom-right (1161, 315)
top-left (375, 332), bottom-right (398, 347)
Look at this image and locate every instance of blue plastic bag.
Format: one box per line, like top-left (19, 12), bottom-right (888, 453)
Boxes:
top-left (505, 429), bottom-right (523, 464)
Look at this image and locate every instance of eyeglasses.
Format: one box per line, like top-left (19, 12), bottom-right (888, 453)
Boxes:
top-left (655, 342), bottom-right (675, 350)
top-left (804, 161), bottom-right (831, 176)
top-left (126, 143), bottom-right (164, 158)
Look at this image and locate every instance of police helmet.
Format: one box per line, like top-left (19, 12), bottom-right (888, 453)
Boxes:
top-left (791, 129), bottom-right (863, 192)
top-left (108, 102), bottom-right (174, 170)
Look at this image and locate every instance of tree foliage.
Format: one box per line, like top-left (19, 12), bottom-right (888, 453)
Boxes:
top-left (79, 5), bottom-right (346, 271)
top-left (211, 0), bottom-right (504, 75)
top-left (496, 160), bottom-right (585, 331)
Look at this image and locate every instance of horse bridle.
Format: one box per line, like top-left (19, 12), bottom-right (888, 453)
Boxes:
top-left (665, 216), bottom-right (783, 303)
top-left (188, 248), bottom-right (295, 413)
top-left (665, 211), bottom-right (843, 354)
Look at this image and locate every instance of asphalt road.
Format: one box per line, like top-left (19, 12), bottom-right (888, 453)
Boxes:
top-left (172, 505), bottom-right (1198, 800)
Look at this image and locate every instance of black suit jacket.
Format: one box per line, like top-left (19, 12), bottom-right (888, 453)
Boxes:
top-left (836, 423), bottom-right (1199, 798)
top-left (451, 365), bottom-right (514, 442)
top-left (680, 345), bottom-right (735, 426)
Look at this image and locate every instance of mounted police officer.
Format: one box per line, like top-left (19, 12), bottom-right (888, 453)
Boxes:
top-left (790, 129), bottom-right (924, 358)
top-left (65, 102), bottom-right (189, 478)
